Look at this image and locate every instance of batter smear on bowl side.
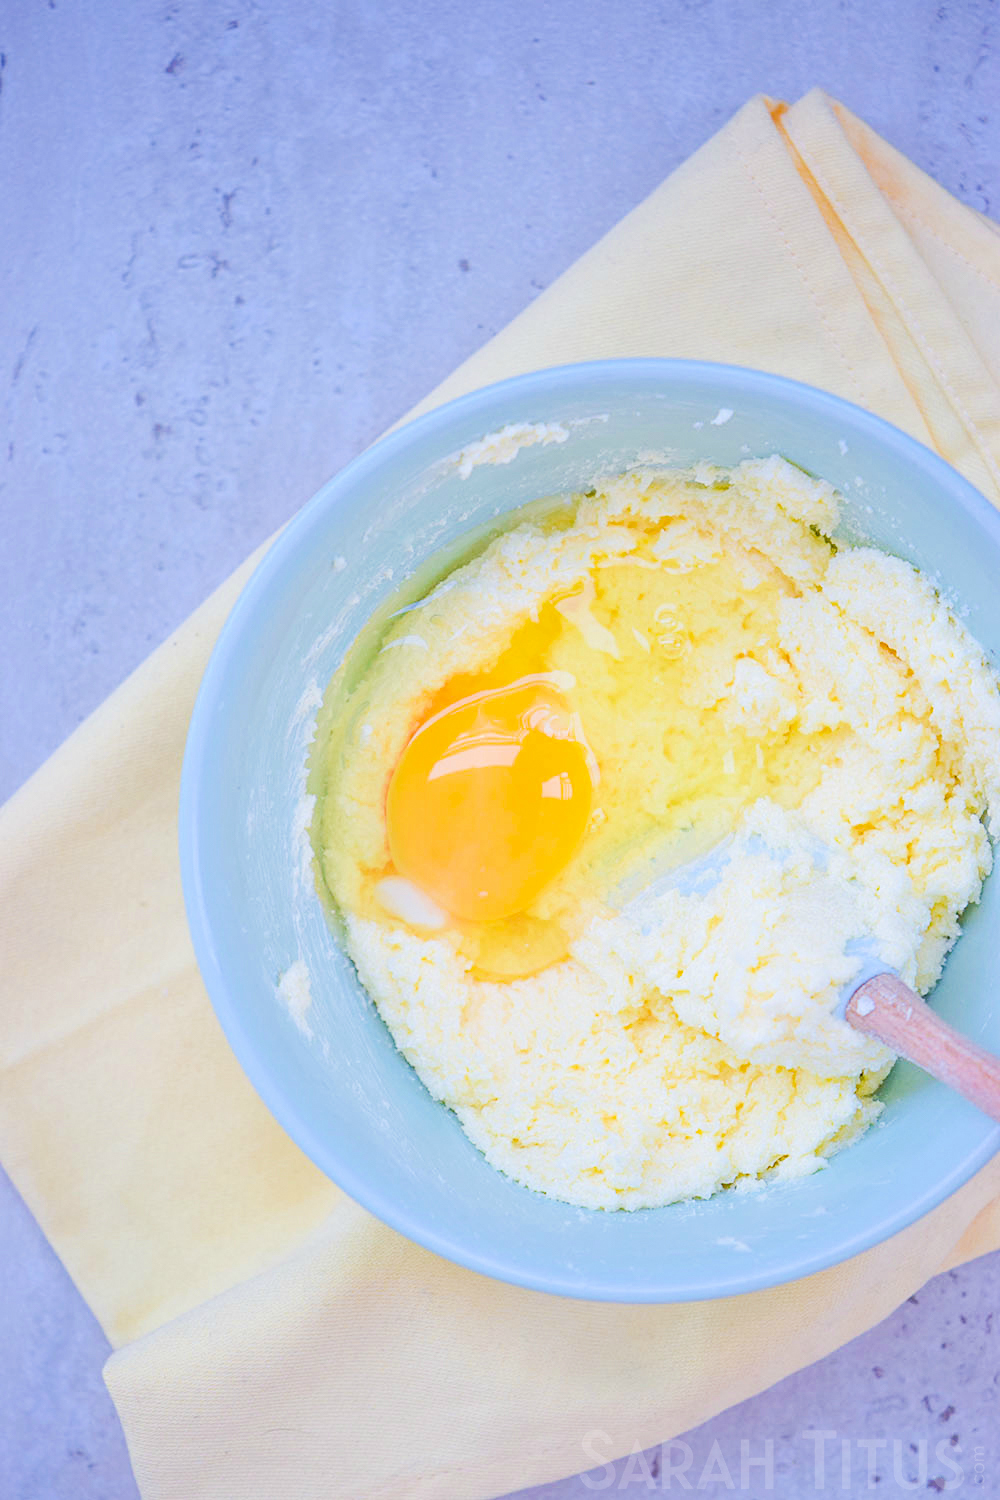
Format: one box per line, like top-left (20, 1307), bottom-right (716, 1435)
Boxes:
top-left (309, 457), bottom-right (1000, 1210)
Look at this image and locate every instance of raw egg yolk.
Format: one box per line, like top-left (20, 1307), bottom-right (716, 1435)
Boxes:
top-left (386, 676), bottom-right (596, 922)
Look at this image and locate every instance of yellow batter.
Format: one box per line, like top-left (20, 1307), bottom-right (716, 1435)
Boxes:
top-left (310, 457), bottom-right (1000, 1209)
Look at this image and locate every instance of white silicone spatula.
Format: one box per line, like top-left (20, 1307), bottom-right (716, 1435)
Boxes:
top-left (618, 838), bottom-right (1000, 1124)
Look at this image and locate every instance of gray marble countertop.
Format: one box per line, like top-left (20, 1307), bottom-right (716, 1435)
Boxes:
top-left (2, 2), bottom-right (998, 1496)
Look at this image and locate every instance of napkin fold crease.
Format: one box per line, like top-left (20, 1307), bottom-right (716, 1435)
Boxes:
top-left (2, 89), bottom-right (999, 1500)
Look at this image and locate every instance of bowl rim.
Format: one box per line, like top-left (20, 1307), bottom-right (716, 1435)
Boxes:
top-left (179, 357), bottom-right (1000, 1301)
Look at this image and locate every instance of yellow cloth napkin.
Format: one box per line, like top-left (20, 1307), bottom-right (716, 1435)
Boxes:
top-left (2, 89), bottom-right (1000, 1499)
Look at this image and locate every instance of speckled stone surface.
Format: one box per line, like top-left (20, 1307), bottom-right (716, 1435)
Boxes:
top-left (1, 2), bottom-right (998, 1496)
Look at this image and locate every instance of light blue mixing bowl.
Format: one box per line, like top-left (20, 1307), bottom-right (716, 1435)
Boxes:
top-left (180, 360), bottom-right (1000, 1301)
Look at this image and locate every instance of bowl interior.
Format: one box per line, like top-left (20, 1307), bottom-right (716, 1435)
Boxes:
top-left (181, 360), bottom-right (1000, 1301)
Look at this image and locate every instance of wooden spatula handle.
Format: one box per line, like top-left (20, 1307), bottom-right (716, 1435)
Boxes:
top-left (847, 973), bottom-right (1000, 1125)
